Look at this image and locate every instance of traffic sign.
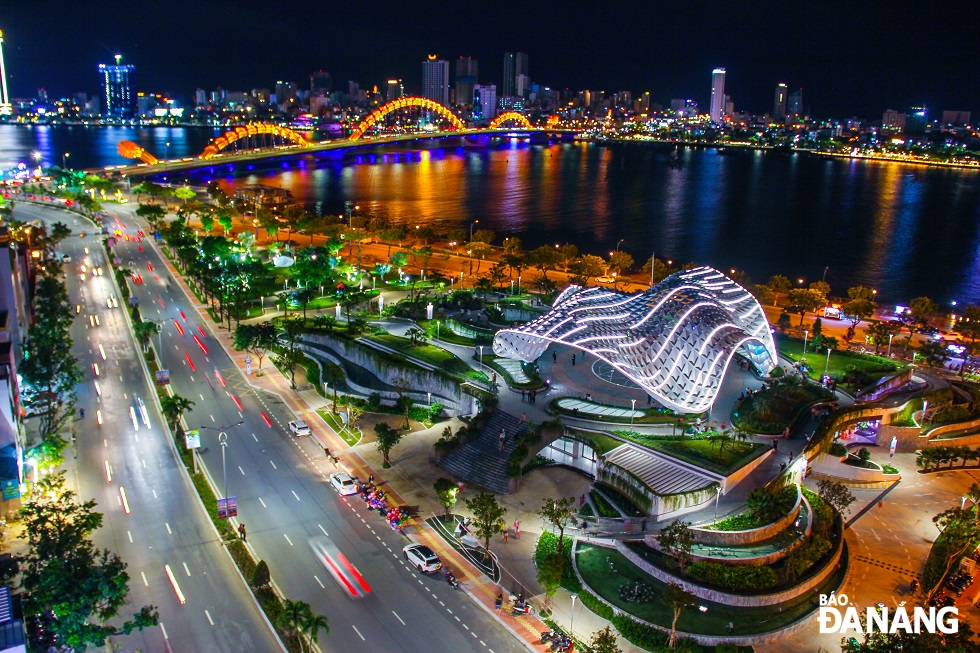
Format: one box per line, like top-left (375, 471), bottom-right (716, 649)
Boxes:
top-left (245, 356), bottom-right (252, 375)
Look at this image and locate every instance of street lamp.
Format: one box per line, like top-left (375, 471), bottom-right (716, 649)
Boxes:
top-left (469, 220), bottom-right (479, 242)
top-left (165, 141), bottom-right (171, 161)
top-left (62, 152), bottom-right (70, 169)
top-left (631, 399), bottom-right (637, 426)
top-left (822, 266), bottom-right (829, 283)
top-left (570, 594), bottom-right (578, 641)
top-left (201, 421), bottom-right (244, 508)
top-left (518, 275), bottom-right (522, 295)
top-left (30, 150), bottom-right (41, 167)
top-left (616, 238), bottom-right (624, 252)
top-left (803, 330), bottom-right (809, 355)
top-left (479, 345), bottom-right (484, 367)
top-left (887, 333), bottom-right (894, 358)
top-left (824, 347), bottom-right (832, 377)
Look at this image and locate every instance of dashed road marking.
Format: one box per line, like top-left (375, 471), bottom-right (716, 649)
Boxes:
top-left (352, 625), bottom-right (365, 641)
top-left (205, 610), bottom-right (214, 626)
top-left (283, 534), bottom-right (293, 546)
top-left (291, 490), bottom-right (300, 501)
top-left (392, 611), bottom-right (405, 625)
top-left (270, 460), bottom-right (277, 470)
top-left (314, 575), bottom-right (325, 588)
top-left (238, 466), bottom-right (245, 476)
top-left (183, 562), bottom-right (191, 576)
top-left (258, 498), bottom-right (267, 508)
top-left (127, 531), bottom-right (133, 543)
top-left (141, 572), bottom-right (149, 587)
top-left (318, 524), bottom-right (328, 537)
top-left (165, 523), bottom-right (172, 534)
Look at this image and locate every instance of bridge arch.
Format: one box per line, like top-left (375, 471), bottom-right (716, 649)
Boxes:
top-left (117, 140), bottom-right (159, 165)
top-left (488, 112), bottom-right (532, 130)
top-left (199, 123), bottom-right (310, 160)
top-left (349, 96), bottom-right (465, 141)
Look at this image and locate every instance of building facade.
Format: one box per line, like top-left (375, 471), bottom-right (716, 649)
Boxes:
top-left (421, 55), bottom-right (450, 106)
top-left (98, 56), bottom-right (135, 119)
top-left (773, 83), bottom-right (787, 119)
top-left (454, 57), bottom-right (478, 107)
top-left (473, 84), bottom-right (497, 121)
top-left (709, 68), bottom-right (726, 122)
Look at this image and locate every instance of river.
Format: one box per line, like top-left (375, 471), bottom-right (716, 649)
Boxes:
top-left (2, 124), bottom-right (978, 305)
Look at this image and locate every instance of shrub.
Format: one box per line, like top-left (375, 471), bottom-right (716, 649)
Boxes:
top-left (687, 560), bottom-right (779, 592)
top-left (857, 447), bottom-right (871, 463)
top-left (784, 535), bottom-right (832, 580)
top-left (769, 366), bottom-right (784, 378)
top-left (578, 589), bottom-right (613, 620)
top-left (883, 464), bottom-right (900, 475)
top-left (589, 489), bottom-right (620, 518)
top-left (251, 560), bottom-right (270, 588)
top-left (534, 532), bottom-right (580, 590)
top-left (611, 614), bottom-right (701, 653)
top-left (829, 442), bottom-right (847, 457)
top-left (367, 392), bottom-right (382, 411)
top-left (716, 645), bottom-right (739, 653)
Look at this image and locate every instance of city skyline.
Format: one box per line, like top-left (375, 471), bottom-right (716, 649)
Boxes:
top-left (2, 0), bottom-right (977, 119)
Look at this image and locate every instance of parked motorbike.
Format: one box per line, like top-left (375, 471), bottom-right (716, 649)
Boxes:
top-left (444, 571), bottom-right (459, 590)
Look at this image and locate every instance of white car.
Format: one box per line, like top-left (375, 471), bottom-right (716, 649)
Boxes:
top-left (288, 420), bottom-right (311, 436)
top-left (595, 276), bottom-right (616, 284)
top-left (403, 544), bottom-right (442, 573)
top-left (329, 473), bottom-right (359, 496)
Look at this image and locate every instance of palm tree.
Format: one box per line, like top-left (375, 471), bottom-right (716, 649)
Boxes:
top-left (133, 320), bottom-right (159, 353)
top-left (160, 394), bottom-right (195, 433)
top-left (302, 611), bottom-right (330, 652)
top-left (276, 599), bottom-right (313, 653)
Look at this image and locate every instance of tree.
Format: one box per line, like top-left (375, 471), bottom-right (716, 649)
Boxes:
top-left (928, 507), bottom-right (980, 600)
top-left (20, 473), bottom-right (159, 651)
top-left (536, 552), bottom-right (563, 609)
top-left (767, 275), bottom-right (792, 307)
top-left (390, 250), bottom-right (410, 277)
top-left (199, 213), bottom-right (215, 234)
top-left (817, 479), bottom-right (855, 516)
top-left (556, 243), bottom-right (579, 272)
top-left (374, 422), bottom-right (404, 468)
top-left (132, 320), bottom-right (159, 353)
top-left (641, 257), bottom-right (678, 284)
top-left (569, 254), bottom-right (606, 284)
top-left (434, 478), bottom-right (459, 518)
top-left (134, 203), bottom-right (166, 231)
top-left (958, 305), bottom-right (980, 354)
top-left (842, 297), bottom-right (876, 332)
top-left (908, 296), bottom-right (939, 330)
top-left (302, 611), bottom-right (331, 652)
top-left (745, 487), bottom-right (777, 522)
top-left (294, 286), bottom-right (316, 321)
top-left (274, 317), bottom-right (305, 388)
top-left (251, 560), bottom-right (271, 588)
top-left (160, 394), bottom-right (195, 432)
top-left (865, 320), bottom-right (901, 354)
top-left (465, 492), bottom-right (506, 555)
top-left (587, 626), bottom-right (622, 653)
top-left (787, 287), bottom-right (826, 326)
top-left (607, 251), bottom-right (634, 276)
top-left (529, 245), bottom-right (559, 280)
top-left (657, 520), bottom-right (695, 571)
top-left (467, 242), bottom-right (493, 271)
top-left (919, 341), bottom-right (949, 367)
top-left (471, 228), bottom-right (495, 245)
top-left (276, 599), bottom-right (313, 653)
top-left (776, 312), bottom-right (792, 332)
top-left (503, 236), bottom-right (522, 254)
top-left (538, 497), bottom-right (577, 574)
top-left (174, 186), bottom-right (197, 204)
top-left (666, 582), bottom-right (695, 649)
top-left (233, 322), bottom-right (277, 372)
top-left (406, 326), bottom-right (428, 346)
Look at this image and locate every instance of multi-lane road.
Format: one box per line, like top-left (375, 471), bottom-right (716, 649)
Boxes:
top-left (19, 200), bottom-right (526, 653)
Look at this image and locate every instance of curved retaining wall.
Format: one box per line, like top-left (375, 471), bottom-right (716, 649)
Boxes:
top-left (572, 537), bottom-right (847, 646)
top-left (690, 484), bottom-right (802, 546)
top-left (925, 416), bottom-right (980, 440)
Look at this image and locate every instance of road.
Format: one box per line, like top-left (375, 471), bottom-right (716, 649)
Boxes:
top-left (16, 202), bottom-right (284, 652)
top-left (83, 200), bottom-right (527, 652)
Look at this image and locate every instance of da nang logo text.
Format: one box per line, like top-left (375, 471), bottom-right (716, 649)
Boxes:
top-left (817, 593), bottom-right (959, 635)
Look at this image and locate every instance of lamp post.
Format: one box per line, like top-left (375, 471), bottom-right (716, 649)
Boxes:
top-left (518, 275), bottom-right (521, 295)
top-left (631, 399), bottom-right (637, 426)
top-left (469, 220), bottom-right (479, 242)
top-left (824, 347), bottom-right (832, 377)
top-left (479, 345), bottom-right (484, 367)
top-left (201, 421), bottom-right (243, 507)
top-left (570, 594), bottom-right (578, 641)
top-left (887, 333), bottom-right (894, 358)
top-left (822, 266), bottom-right (829, 283)
top-left (62, 152), bottom-right (70, 169)
top-left (803, 330), bottom-right (809, 355)
top-left (616, 238), bottom-right (624, 252)
top-left (165, 141), bottom-right (170, 161)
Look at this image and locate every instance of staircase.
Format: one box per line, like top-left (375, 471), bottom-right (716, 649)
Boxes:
top-left (438, 410), bottom-right (529, 494)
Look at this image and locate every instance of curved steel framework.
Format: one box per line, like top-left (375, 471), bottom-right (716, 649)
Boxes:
top-left (348, 96), bottom-right (466, 141)
top-left (493, 267), bottom-right (777, 413)
top-left (117, 140), bottom-right (159, 165)
top-left (488, 111), bottom-right (532, 130)
top-left (200, 124), bottom-right (310, 160)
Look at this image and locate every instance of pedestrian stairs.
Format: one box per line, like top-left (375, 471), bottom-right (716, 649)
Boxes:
top-left (438, 410), bottom-right (528, 494)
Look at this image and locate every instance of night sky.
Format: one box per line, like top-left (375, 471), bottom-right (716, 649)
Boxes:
top-left (4, 0), bottom-right (978, 119)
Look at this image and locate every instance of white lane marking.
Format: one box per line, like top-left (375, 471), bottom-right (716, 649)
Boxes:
top-left (314, 575), bottom-right (325, 588)
top-left (454, 616), bottom-right (460, 622)
top-left (318, 524), bottom-right (328, 537)
top-left (210, 414), bottom-right (215, 422)
top-left (238, 411), bottom-right (243, 419)
top-left (270, 460), bottom-right (277, 470)
top-left (141, 458), bottom-right (147, 469)
top-left (463, 624), bottom-right (470, 630)
top-left (251, 433), bottom-right (258, 442)
top-left (199, 393), bottom-right (205, 401)
top-left (190, 375), bottom-right (195, 382)
top-left (352, 625), bottom-right (365, 641)
top-left (205, 609), bottom-right (214, 626)
top-left (127, 531), bottom-right (133, 543)
top-left (183, 562), bottom-right (191, 577)
top-left (141, 571), bottom-right (149, 587)
top-left (238, 466), bottom-right (245, 476)
top-left (152, 489), bottom-right (158, 499)
top-left (160, 623), bottom-right (169, 640)
top-left (439, 601), bottom-right (445, 607)
top-left (283, 534), bottom-right (293, 546)
top-left (258, 497), bottom-right (267, 508)
top-left (291, 490), bottom-right (300, 501)
top-left (165, 523), bottom-right (172, 534)
top-left (392, 611), bottom-right (405, 626)
top-left (104, 439), bottom-right (108, 448)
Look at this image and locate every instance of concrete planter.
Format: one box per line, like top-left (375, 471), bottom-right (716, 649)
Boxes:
top-left (691, 484), bottom-right (802, 546)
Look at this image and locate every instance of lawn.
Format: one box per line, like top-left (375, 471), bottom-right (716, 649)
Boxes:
top-left (776, 335), bottom-right (899, 389)
top-left (316, 409), bottom-right (362, 446)
top-left (364, 333), bottom-right (488, 384)
top-left (612, 430), bottom-right (768, 476)
top-left (564, 428), bottom-right (626, 455)
top-left (576, 543), bottom-right (844, 636)
top-left (733, 381), bottom-right (831, 434)
top-left (549, 399), bottom-right (704, 425)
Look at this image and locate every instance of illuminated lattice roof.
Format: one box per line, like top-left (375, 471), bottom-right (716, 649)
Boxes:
top-left (493, 267), bottom-right (777, 413)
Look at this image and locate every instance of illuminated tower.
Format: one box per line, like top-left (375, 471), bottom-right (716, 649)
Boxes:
top-left (773, 83), bottom-right (787, 119)
top-left (421, 55), bottom-right (449, 106)
top-left (0, 30), bottom-right (11, 116)
top-left (709, 68), bottom-right (726, 122)
top-left (98, 54), bottom-right (135, 119)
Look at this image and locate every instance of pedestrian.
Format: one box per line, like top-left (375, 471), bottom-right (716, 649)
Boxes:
top-left (491, 371), bottom-right (497, 385)
top-left (580, 493), bottom-right (585, 507)
top-left (586, 393), bottom-right (591, 402)
top-left (552, 351), bottom-right (557, 363)
top-left (325, 446), bottom-right (332, 459)
top-left (772, 440), bottom-right (778, 451)
top-left (514, 520), bottom-right (520, 539)
top-left (368, 474), bottom-right (374, 486)
top-left (79, 407), bottom-right (85, 418)
top-left (521, 389), bottom-right (526, 403)
top-left (878, 500), bottom-right (883, 510)
top-left (499, 428), bottom-right (507, 451)
top-left (641, 519), bottom-right (647, 532)
top-left (519, 413), bottom-right (527, 425)
top-left (728, 621), bottom-right (734, 633)
top-left (503, 529), bottom-right (509, 543)
top-left (239, 523), bottom-right (247, 542)
top-left (572, 353), bottom-right (576, 366)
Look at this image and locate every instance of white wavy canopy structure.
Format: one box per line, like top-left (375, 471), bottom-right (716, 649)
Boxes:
top-left (493, 267), bottom-right (777, 413)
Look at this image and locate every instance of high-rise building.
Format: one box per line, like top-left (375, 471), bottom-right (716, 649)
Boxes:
top-left (788, 89), bottom-right (803, 117)
top-left (421, 55), bottom-right (450, 106)
top-left (194, 88), bottom-right (207, 106)
top-left (640, 91), bottom-right (651, 112)
top-left (386, 79), bottom-right (405, 103)
top-left (709, 68), bottom-right (726, 122)
top-left (942, 110), bottom-right (970, 126)
top-left (882, 109), bottom-right (906, 131)
top-left (310, 71), bottom-right (331, 96)
top-left (502, 52), bottom-right (528, 98)
top-left (98, 55), bottom-right (135, 119)
top-left (455, 57), bottom-right (478, 107)
top-left (773, 83), bottom-right (787, 119)
top-left (515, 74), bottom-right (530, 98)
top-left (0, 30), bottom-right (11, 116)
top-left (473, 84), bottom-right (497, 121)
top-left (275, 81), bottom-right (298, 107)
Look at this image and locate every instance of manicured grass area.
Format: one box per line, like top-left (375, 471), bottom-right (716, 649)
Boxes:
top-left (612, 430), bottom-right (768, 476)
top-left (549, 398), bottom-right (703, 425)
top-left (565, 428), bottom-right (625, 455)
top-left (419, 319), bottom-right (494, 346)
top-left (482, 355), bottom-right (548, 390)
top-left (364, 333), bottom-right (488, 384)
top-left (776, 335), bottom-right (899, 388)
top-left (576, 543), bottom-right (841, 636)
top-left (733, 380), bottom-right (832, 435)
top-left (705, 485), bottom-right (799, 531)
top-left (316, 408), bottom-right (362, 446)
